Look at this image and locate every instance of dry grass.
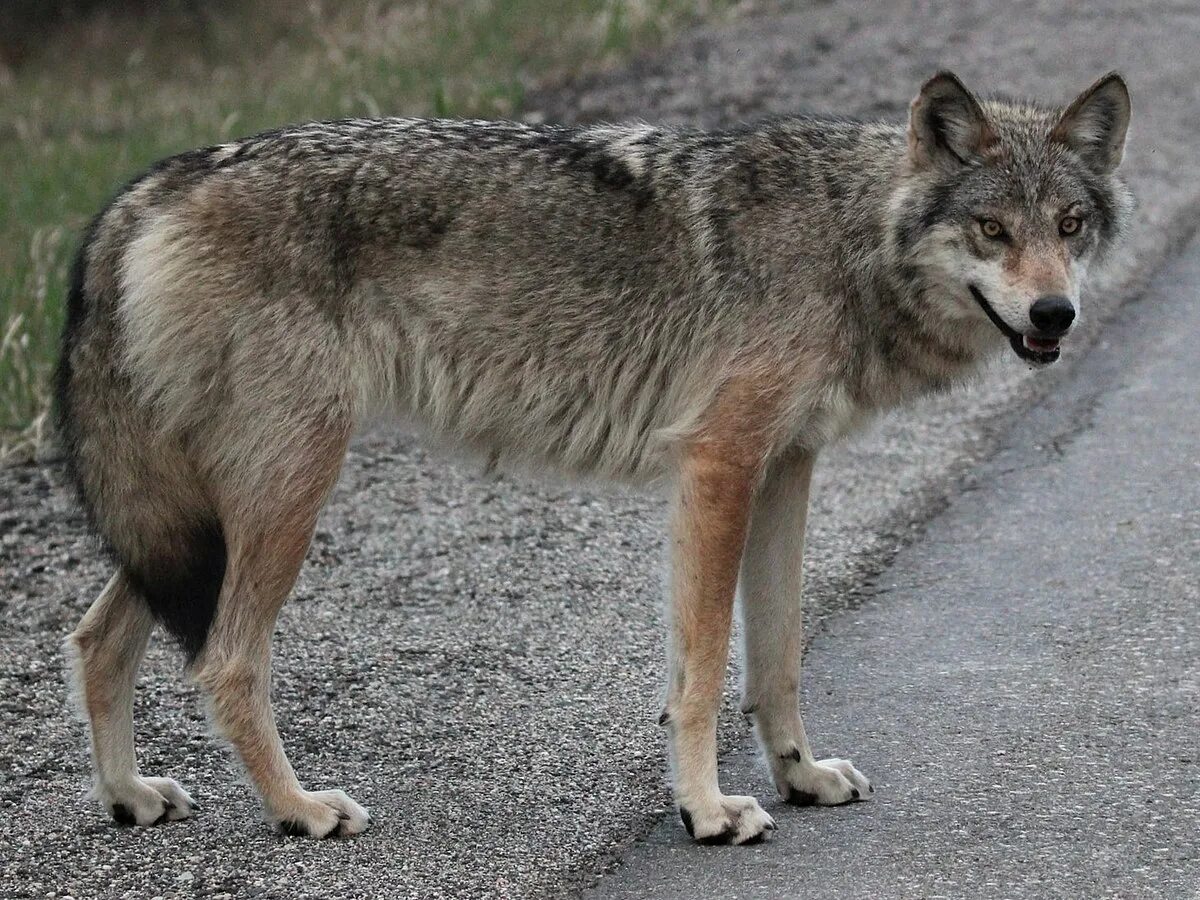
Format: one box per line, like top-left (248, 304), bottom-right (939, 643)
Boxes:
top-left (0, 0), bottom-right (737, 463)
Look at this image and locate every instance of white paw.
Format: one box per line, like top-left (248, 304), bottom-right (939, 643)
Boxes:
top-left (679, 794), bottom-right (776, 845)
top-left (777, 753), bottom-right (873, 805)
top-left (273, 789), bottom-right (370, 839)
top-left (100, 775), bottom-right (199, 826)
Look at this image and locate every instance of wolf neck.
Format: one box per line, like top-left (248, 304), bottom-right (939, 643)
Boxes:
top-left (721, 117), bottom-right (993, 414)
top-left (856, 225), bottom-right (992, 410)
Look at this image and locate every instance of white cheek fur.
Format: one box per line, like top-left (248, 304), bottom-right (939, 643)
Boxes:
top-left (914, 227), bottom-right (1084, 334)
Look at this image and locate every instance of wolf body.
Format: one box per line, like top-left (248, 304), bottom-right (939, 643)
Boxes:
top-left (59, 72), bottom-right (1131, 842)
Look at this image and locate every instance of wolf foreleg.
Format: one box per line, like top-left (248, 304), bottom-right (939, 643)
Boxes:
top-left (661, 447), bottom-right (776, 844)
top-left (739, 450), bottom-right (873, 806)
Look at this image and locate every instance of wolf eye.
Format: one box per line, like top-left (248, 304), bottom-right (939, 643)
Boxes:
top-left (1059, 215), bottom-right (1083, 236)
top-left (979, 219), bottom-right (1005, 240)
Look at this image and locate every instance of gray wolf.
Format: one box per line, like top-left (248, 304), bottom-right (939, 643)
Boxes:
top-left (56, 70), bottom-right (1131, 843)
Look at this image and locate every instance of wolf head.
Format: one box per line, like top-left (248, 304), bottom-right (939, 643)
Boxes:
top-left (891, 71), bottom-right (1132, 366)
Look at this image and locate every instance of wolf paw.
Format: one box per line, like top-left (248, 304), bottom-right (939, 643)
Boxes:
top-left (778, 754), bottom-right (873, 806)
top-left (274, 789), bottom-right (370, 839)
top-left (102, 776), bottom-right (199, 826)
top-left (679, 794), bottom-right (776, 845)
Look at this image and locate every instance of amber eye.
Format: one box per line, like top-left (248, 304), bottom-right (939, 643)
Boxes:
top-left (979, 219), bottom-right (1005, 240)
top-left (1059, 215), bottom-right (1083, 237)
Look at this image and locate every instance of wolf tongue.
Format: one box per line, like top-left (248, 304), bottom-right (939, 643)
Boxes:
top-left (1023, 335), bottom-right (1060, 351)
top-left (1008, 333), bottom-right (1059, 364)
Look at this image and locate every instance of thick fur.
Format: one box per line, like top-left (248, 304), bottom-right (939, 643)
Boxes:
top-left (57, 73), bottom-right (1132, 841)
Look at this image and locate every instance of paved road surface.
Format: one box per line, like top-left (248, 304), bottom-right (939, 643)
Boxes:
top-left (2, 2), bottom-right (1200, 898)
top-left (588, 237), bottom-right (1200, 899)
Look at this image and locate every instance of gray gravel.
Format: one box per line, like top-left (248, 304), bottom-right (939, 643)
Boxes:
top-left (587, 220), bottom-right (1200, 900)
top-left (3, 2), bottom-right (1200, 898)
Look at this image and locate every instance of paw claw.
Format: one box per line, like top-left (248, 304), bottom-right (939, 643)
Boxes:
top-left (271, 789), bottom-right (370, 839)
top-left (778, 756), bottom-right (873, 807)
top-left (102, 776), bottom-right (197, 826)
top-left (679, 795), bottom-right (775, 846)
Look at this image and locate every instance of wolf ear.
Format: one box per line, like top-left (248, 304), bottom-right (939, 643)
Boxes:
top-left (908, 71), bottom-right (994, 168)
top-left (1051, 72), bottom-right (1131, 173)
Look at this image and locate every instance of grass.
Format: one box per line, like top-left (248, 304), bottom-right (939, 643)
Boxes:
top-left (0, 0), bottom-right (736, 463)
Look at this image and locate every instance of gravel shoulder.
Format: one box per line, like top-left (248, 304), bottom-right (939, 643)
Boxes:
top-left (3, 2), bottom-right (1200, 898)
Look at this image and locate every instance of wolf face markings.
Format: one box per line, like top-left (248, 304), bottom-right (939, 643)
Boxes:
top-left (894, 71), bottom-right (1131, 367)
top-left (57, 72), bottom-right (1130, 842)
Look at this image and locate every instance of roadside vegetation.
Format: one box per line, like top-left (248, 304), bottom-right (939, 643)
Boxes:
top-left (0, 0), bottom-right (736, 462)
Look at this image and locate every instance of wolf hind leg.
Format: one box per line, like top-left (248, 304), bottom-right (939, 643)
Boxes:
top-left (69, 571), bottom-right (200, 825)
top-left (194, 421), bottom-right (367, 838)
top-left (740, 451), bottom-right (872, 806)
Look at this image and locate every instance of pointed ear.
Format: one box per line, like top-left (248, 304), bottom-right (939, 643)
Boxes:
top-left (908, 71), bottom-right (994, 168)
top-left (1051, 72), bottom-right (1131, 173)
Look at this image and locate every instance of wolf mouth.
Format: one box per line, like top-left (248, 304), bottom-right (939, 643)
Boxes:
top-left (969, 285), bottom-right (1061, 365)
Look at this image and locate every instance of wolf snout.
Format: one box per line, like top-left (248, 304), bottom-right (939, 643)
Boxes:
top-left (1029, 295), bottom-right (1076, 336)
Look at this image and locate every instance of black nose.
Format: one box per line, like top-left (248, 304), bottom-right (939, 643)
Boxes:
top-left (1029, 295), bottom-right (1075, 335)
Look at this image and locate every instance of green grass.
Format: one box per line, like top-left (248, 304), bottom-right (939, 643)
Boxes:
top-left (0, 0), bottom-right (733, 462)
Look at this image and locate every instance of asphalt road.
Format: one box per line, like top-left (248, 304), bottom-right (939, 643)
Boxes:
top-left (587, 234), bottom-right (1200, 900)
top-left (2, 2), bottom-right (1200, 899)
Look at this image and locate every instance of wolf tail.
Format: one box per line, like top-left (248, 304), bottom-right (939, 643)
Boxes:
top-left (55, 210), bottom-right (226, 662)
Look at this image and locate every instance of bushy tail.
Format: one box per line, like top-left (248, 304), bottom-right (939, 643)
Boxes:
top-left (55, 216), bottom-right (227, 661)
